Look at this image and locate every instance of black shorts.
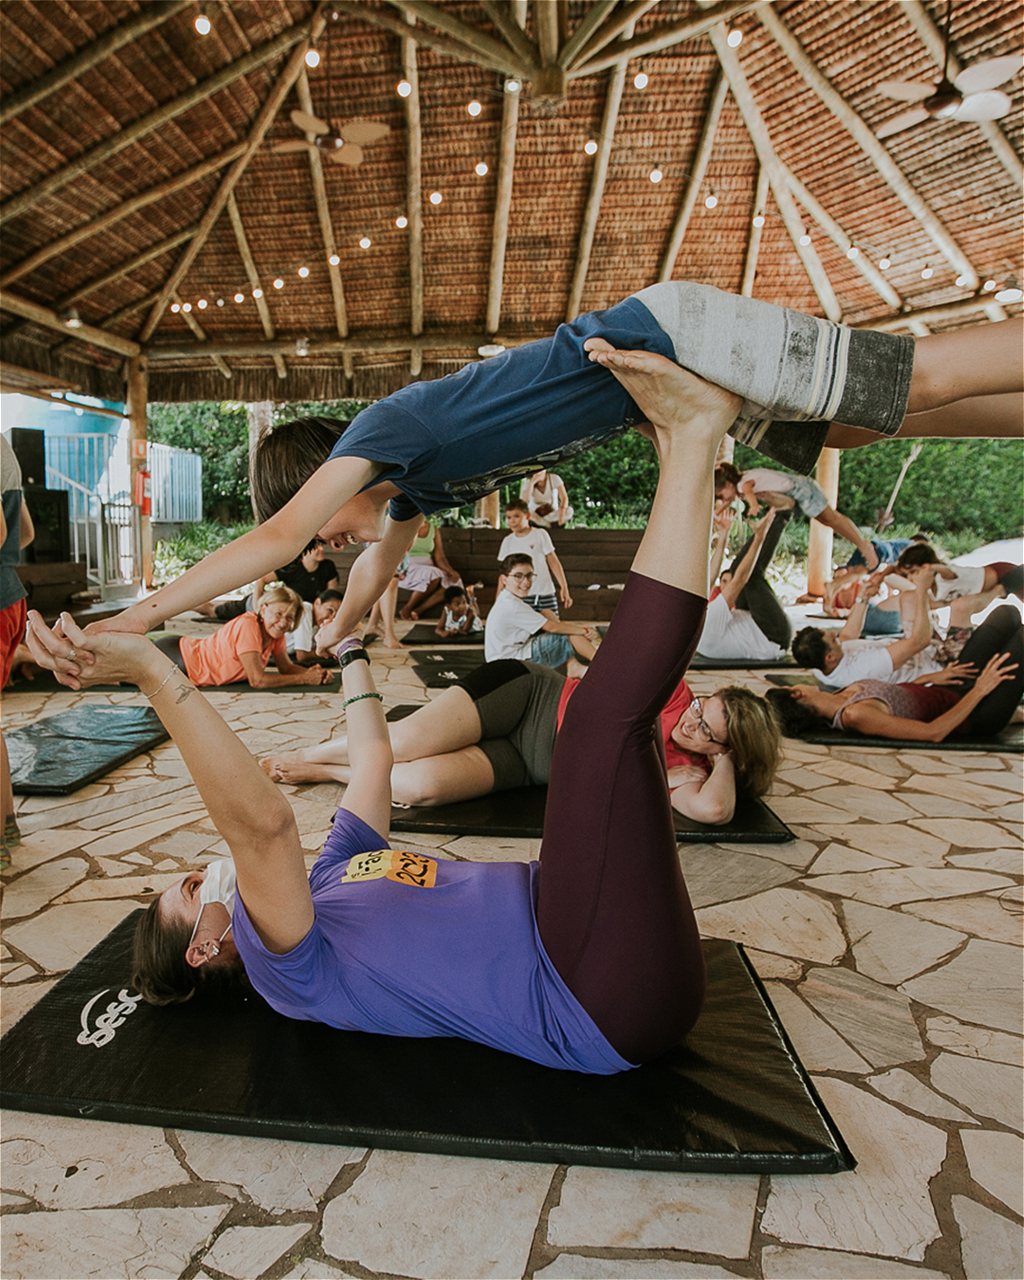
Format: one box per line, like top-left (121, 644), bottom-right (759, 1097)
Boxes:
top-left (457, 660), bottom-right (564, 790)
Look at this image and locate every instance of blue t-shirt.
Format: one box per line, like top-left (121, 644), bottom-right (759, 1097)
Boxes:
top-left (232, 809), bottom-right (631, 1074)
top-left (328, 297), bottom-right (675, 520)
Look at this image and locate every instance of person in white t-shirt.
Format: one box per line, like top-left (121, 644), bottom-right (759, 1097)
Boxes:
top-left (715, 462), bottom-right (879, 572)
top-left (497, 500), bottom-right (572, 614)
top-left (520, 469), bottom-right (572, 528)
top-left (287, 589), bottom-right (344, 664)
top-left (697, 508), bottom-right (791, 662)
top-left (485, 554), bottom-right (599, 668)
top-left (792, 566), bottom-right (943, 687)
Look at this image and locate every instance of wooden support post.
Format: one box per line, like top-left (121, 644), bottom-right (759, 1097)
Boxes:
top-left (475, 492), bottom-right (501, 528)
top-left (247, 402), bottom-right (273, 485)
top-left (126, 357), bottom-right (152, 590)
top-left (806, 447), bottom-right (840, 597)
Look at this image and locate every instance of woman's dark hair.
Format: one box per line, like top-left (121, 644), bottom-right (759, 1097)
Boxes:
top-left (765, 687), bottom-right (827, 736)
top-left (714, 462), bottom-right (741, 491)
top-left (250, 416), bottom-right (351, 524)
top-left (791, 626), bottom-right (830, 669)
top-left (316, 588), bottom-right (345, 605)
top-left (896, 542), bottom-right (941, 570)
top-left (131, 897), bottom-right (249, 1007)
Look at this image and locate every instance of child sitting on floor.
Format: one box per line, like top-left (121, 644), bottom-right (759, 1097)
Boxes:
top-left (485, 554), bottom-right (598, 668)
top-left (436, 584), bottom-right (483, 639)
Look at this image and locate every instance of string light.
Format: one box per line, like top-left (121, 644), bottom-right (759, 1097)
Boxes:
top-left (649, 166), bottom-right (663, 183)
top-left (170, 302), bottom-right (181, 313)
top-left (197, 298), bottom-right (208, 309)
top-left (846, 245), bottom-right (859, 260)
top-left (429, 191), bottom-right (443, 205)
top-left (396, 80), bottom-right (412, 98)
top-left (234, 292), bottom-right (245, 303)
top-left (395, 215), bottom-right (409, 229)
top-left (583, 139), bottom-right (598, 156)
top-left (633, 70), bottom-right (649, 89)
top-left (726, 29), bottom-right (743, 48)
top-left (298, 265), bottom-right (310, 278)
top-left (920, 264), bottom-right (934, 280)
top-left (704, 192), bottom-right (718, 209)
top-left (252, 287), bottom-right (263, 299)
top-left (752, 213), bottom-right (765, 228)
top-left (983, 278), bottom-right (997, 291)
top-left (273, 277), bottom-right (285, 289)
top-left (505, 77), bottom-right (521, 94)
top-left (475, 161), bottom-right (489, 176)
top-left (305, 49), bottom-right (320, 68)
top-left (328, 253), bottom-right (341, 266)
top-left (879, 254), bottom-right (891, 270)
top-left (181, 302), bottom-right (192, 313)
top-left (216, 298), bottom-right (225, 307)
top-left (799, 232), bottom-right (811, 246)
top-left (467, 100), bottom-right (482, 117)
top-left (359, 236), bottom-right (372, 249)
top-left (194, 12), bottom-right (211, 36)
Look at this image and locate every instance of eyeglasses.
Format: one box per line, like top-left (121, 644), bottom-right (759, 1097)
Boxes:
top-left (507, 571), bottom-right (535, 581)
top-left (690, 695), bottom-right (728, 746)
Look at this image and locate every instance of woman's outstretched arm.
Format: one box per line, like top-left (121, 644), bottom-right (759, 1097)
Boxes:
top-left (333, 636), bottom-right (393, 837)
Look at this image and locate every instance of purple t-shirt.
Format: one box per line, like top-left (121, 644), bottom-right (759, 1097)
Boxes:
top-left (327, 297), bottom-right (675, 521)
top-left (232, 809), bottom-right (632, 1074)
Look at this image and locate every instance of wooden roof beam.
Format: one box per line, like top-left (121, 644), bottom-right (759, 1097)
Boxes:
top-left (1, 18), bottom-right (312, 224)
top-left (295, 70), bottom-right (352, 379)
top-left (754, 4), bottom-right (979, 289)
top-left (658, 70), bottom-right (729, 282)
top-left (479, 1), bottom-right (540, 70)
top-left (0, 0), bottom-right (190, 126)
top-left (860, 295), bottom-right (1016, 332)
top-left (390, 0), bottom-right (533, 74)
top-left (336, 1), bottom-right (526, 77)
top-left (173, 292), bottom-right (232, 381)
top-left (0, 144), bottom-right (246, 289)
top-left (0, 290), bottom-right (141, 358)
top-left (710, 26), bottom-right (842, 322)
top-left (400, 19), bottom-right (425, 377)
top-left (226, 194), bottom-right (287, 381)
top-left (572, 1), bottom-right (760, 78)
top-left (145, 332), bottom-right (539, 360)
top-left (139, 7), bottom-right (331, 345)
top-left (740, 165), bottom-right (769, 296)
top-left (900, 1), bottom-right (1022, 190)
top-left (485, 0), bottom-right (527, 335)
top-left (781, 166), bottom-right (903, 312)
top-left (6, 387), bottom-right (126, 418)
top-left (566, 1), bottom-right (661, 71)
top-left (557, 0), bottom-right (618, 71)
top-left (50, 290), bottom-right (163, 360)
top-left (535, 0), bottom-right (560, 66)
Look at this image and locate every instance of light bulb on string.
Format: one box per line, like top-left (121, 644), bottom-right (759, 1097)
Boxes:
top-left (752, 212), bottom-right (765, 228)
top-left (170, 302), bottom-right (181, 314)
top-left (359, 236), bottom-right (372, 249)
top-left (726, 28), bottom-right (743, 48)
top-left (328, 253), bottom-right (340, 266)
top-left (474, 161), bottom-right (489, 176)
top-left (216, 298), bottom-right (225, 307)
top-left (397, 80), bottom-right (412, 98)
top-left (583, 139), bottom-right (598, 156)
top-left (395, 215), bottom-right (408, 229)
top-left (252, 287), bottom-right (263, 299)
top-left (467, 100), bottom-right (482, 117)
top-left (305, 48), bottom-right (320, 68)
top-left (273, 277), bottom-right (284, 289)
top-left (633, 70), bottom-right (649, 90)
top-left (920, 264), bottom-right (934, 280)
top-left (649, 166), bottom-right (663, 184)
top-left (197, 298), bottom-right (208, 309)
top-left (799, 231), bottom-right (811, 246)
top-left (181, 302), bottom-right (192, 313)
top-left (429, 191), bottom-right (443, 205)
top-left (879, 254), bottom-right (891, 270)
top-left (194, 12), bottom-right (211, 36)
top-left (846, 245), bottom-right (859, 260)
top-left (983, 279), bottom-right (997, 291)
top-left (298, 265), bottom-right (310, 278)
top-left (234, 292), bottom-right (245, 303)
top-left (704, 192), bottom-right (718, 209)
top-left (505, 78), bottom-right (521, 94)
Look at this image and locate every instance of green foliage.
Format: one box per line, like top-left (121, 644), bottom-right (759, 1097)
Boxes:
top-left (153, 520), bottom-right (253, 585)
top-left (518, 430), bottom-right (661, 526)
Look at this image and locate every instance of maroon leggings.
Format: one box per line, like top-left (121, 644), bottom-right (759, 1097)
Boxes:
top-left (536, 572), bottom-right (707, 1063)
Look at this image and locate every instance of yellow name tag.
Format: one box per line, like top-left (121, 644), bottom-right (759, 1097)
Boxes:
top-left (342, 849), bottom-right (438, 889)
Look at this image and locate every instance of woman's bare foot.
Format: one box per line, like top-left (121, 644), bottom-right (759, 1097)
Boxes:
top-left (583, 338), bottom-right (742, 431)
top-left (259, 755), bottom-right (350, 785)
top-left (383, 634), bottom-right (403, 649)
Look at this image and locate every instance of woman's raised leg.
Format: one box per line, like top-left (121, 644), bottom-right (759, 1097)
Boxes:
top-left (826, 392), bottom-right (1024, 450)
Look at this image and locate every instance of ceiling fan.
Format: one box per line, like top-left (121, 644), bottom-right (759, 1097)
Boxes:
top-left (271, 111), bottom-right (391, 167)
top-left (875, 1), bottom-right (1021, 140)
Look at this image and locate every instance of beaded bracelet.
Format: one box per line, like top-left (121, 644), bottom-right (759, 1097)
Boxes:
top-left (342, 691), bottom-right (384, 710)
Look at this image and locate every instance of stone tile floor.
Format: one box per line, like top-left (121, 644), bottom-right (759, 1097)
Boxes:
top-left (1, 625), bottom-right (1021, 1280)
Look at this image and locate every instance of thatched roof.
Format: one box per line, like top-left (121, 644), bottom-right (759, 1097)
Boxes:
top-left (1, 0), bottom-right (1021, 405)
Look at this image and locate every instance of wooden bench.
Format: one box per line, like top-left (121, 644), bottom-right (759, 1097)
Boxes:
top-left (326, 527), bottom-right (643, 622)
top-left (15, 562), bottom-right (125, 627)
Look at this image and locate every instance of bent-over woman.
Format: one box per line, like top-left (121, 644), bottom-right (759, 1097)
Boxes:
top-left (27, 356), bottom-right (741, 1072)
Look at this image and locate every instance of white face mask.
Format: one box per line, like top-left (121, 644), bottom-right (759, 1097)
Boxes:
top-left (188, 859), bottom-right (237, 948)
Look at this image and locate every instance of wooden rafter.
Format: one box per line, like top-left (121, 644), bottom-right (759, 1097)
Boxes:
top-left (557, 0), bottom-right (618, 71)
top-left (478, 1), bottom-right (539, 69)
top-left (392, 0), bottom-right (532, 74)
top-left (534, 0), bottom-right (560, 65)
top-left (138, 7), bottom-right (330, 345)
top-left (173, 292), bottom-right (232, 381)
top-left (485, 1), bottom-right (527, 335)
top-left (400, 19), bottom-right (425, 377)
top-left (146, 333), bottom-right (534, 360)
top-left (740, 165), bottom-right (769, 296)
top-left (755, 4), bottom-right (978, 288)
top-left (1, 20), bottom-right (311, 224)
top-left (51, 290), bottom-right (162, 360)
top-left (295, 70), bottom-right (352, 378)
top-left (861, 296), bottom-right (1011, 331)
top-left (335, 1), bottom-right (525, 77)
top-left (658, 70), bottom-right (729, 282)
top-left (0, 0), bottom-right (189, 126)
top-left (226, 194), bottom-right (287, 380)
top-left (0, 144), bottom-right (246, 289)
top-left (0, 290), bottom-right (140, 358)
top-left (566, 1), bottom-right (661, 71)
top-left (573, 1), bottom-right (761, 78)
top-left (900, 1), bottom-right (1022, 190)
top-left (710, 26), bottom-right (842, 322)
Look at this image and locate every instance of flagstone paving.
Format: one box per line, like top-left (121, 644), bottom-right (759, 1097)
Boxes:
top-left (1, 639), bottom-right (1021, 1280)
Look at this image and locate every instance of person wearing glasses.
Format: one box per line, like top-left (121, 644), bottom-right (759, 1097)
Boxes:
top-left (483, 553), bottom-right (599, 668)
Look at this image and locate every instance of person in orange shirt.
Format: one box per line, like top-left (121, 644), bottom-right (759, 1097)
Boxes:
top-left (154, 584), bottom-right (333, 689)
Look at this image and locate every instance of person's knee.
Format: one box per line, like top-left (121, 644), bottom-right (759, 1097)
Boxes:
top-left (391, 761), bottom-right (447, 807)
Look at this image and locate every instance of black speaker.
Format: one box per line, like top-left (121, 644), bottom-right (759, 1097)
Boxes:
top-left (8, 427), bottom-right (46, 487)
top-left (22, 485), bottom-right (71, 563)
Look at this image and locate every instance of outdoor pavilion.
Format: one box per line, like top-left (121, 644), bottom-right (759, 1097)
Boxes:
top-left (1, 3), bottom-right (1022, 1278)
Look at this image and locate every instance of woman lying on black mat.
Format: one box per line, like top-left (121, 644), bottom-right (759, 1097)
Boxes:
top-left (259, 657), bottom-right (781, 827)
top-left (26, 357), bottom-right (740, 1072)
top-left (766, 604), bottom-right (1022, 743)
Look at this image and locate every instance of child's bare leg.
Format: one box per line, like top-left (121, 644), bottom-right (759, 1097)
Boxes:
top-left (815, 507), bottom-right (878, 569)
top-left (826, 392), bottom-right (1023, 450)
top-left (948, 586), bottom-right (1005, 627)
top-left (907, 318), bottom-right (1023, 414)
top-left (568, 633), bottom-right (597, 662)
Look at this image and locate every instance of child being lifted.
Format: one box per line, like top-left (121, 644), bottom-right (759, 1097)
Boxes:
top-left (27, 282), bottom-right (1022, 680)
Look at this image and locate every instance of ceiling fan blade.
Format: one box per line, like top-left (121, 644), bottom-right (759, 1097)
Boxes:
top-left (955, 54), bottom-right (1024, 96)
top-left (875, 79), bottom-right (934, 103)
top-left (336, 119), bottom-right (391, 145)
top-left (271, 139), bottom-right (315, 153)
top-left (953, 89), bottom-right (1013, 122)
top-left (290, 108), bottom-right (329, 136)
top-left (330, 142), bottom-right (364, 167)
top-left (876, 106), bottom-right (930, 139)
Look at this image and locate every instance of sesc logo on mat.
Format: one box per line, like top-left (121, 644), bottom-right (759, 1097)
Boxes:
top-left (77, 987), bottom-right (143, 1049)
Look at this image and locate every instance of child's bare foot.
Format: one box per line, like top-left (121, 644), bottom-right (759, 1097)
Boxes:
top-left (383, 635), bottom-right (403, 649)
top-left (583, 338), bottom-right (742, 433)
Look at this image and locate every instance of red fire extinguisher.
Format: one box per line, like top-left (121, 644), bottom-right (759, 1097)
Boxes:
top-left (133, 468), bottom-right (152, 517)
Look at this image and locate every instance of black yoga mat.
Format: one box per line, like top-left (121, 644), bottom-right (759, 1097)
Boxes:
top-left (5, 670), bottom-right (340, 696)
top-left (8, 707), bottom-right (169, 795)
top-left (0, 912), bottom-right (853, 1175)
top-left (690, 654), bottom-right (796, 669)
top-left (391, 786), bottom-right (793, 844)
top-left (790, 723), bottom-right (1024, 753)
top-left (764, 673), bottom-right (825, 688)
top-left (401, 624), bottom-right (484, 646)
top-left (410, 651), bottom-right (486, 687)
